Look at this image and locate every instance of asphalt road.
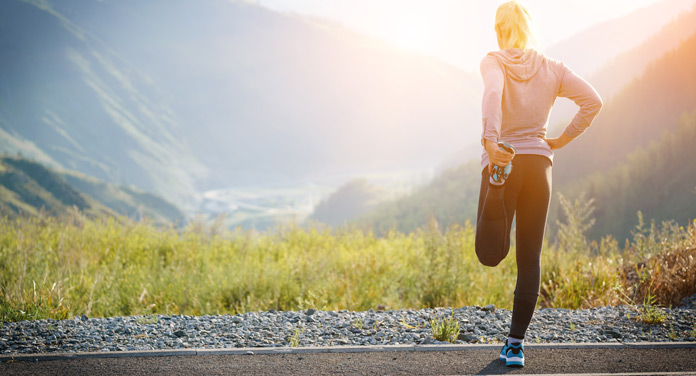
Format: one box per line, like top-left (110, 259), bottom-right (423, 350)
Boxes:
top-left (2, 345), bottom-right (695, 375)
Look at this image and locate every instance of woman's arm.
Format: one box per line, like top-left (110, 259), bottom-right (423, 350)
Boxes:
top-left (480, 55), bottom-right (504, 146)
top-left (547, 63), bottom-right (603, 150)
top-left (480, 55), bottom-right (513, 170)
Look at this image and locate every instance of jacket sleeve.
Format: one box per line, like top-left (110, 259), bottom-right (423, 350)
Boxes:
top-left (480, 55), bottom-right (505, 145)
top-left (558, 63), bottom-right (603, 138)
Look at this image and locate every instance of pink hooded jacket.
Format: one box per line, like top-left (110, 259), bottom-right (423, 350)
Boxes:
top-left (480, 48), bottom-right (602, 169)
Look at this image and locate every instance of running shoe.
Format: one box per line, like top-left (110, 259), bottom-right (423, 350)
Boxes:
top-left (498, 340), bottom-right (511, 361)
top-left (505, 342), bottom-right (525, 367)
top-left (489, 141), bottom-right (517, 186)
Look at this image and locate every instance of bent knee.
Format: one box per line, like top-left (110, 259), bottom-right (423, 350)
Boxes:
top-left (475, 245), bottom-right (504, 267)
top-left (478, 257), bottom-right (502, 267)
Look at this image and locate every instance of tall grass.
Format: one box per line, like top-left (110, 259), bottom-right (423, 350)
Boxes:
top-left (1, 205), bottom-right (694, 322)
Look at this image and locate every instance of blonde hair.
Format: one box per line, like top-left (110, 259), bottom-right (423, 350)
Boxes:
top-left (495, 1), bottom-right (535, 50)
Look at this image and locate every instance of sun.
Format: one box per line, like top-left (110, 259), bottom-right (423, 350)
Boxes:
top-left (378, 11), bottom-right (440, 54)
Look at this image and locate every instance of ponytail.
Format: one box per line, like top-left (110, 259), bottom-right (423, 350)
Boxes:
top-left (495, 1), bottom-right (535, 50)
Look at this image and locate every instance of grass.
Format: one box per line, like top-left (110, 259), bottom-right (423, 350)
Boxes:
top-left (400, 318), bottom-right (420, 330)
top-left (430, 312), bottom-right (460, 343)
top-left (0, 281), bottom-right (69, 322)
top-left (668, 324), bottom-right (678, 340)
top-left (637, 291), bottom-right (667, 325)
top-left (0, 208), bottom-right (694, 323)
top-left (136, 314), bottom-right (159, 325)
top-left (289, 327), bottom-right (303, 347)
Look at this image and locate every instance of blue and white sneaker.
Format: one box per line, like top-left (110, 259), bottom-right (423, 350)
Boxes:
top-left (498, 340), bottom-right (511, 361)
top-left (505, 342), bottom-right (525, 367)
top-left (489, 141), bottom-right (517, 186)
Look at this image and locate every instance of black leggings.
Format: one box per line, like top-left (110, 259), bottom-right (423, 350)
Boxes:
top-left (475, 155), bottom-right (552, 339)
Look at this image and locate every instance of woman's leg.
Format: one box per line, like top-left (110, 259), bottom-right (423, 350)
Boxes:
top-left (475, 165), bottom-right (522, 267)
top-left (508, 156), bottom-right (552, 339)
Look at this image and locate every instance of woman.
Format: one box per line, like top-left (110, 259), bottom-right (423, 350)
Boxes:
top-left (475, 0), bottom-right (602, 367)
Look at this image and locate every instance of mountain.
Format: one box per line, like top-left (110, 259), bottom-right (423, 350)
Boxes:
top-left (545, 0), bottom-right (695, 77)
top-left (589, 3), bottom-right (696, 101)
top-left (354, 160), bottom-right (482, 235)
top-left (544, 0), bottom-right (696, 131)
top-left (0, 0), bottom-right (204, 207)
top-left (0, 156), bottom-right (185, 224)
top-left (308, 178), bottom-right (389, 227)
top-left (553, 32), bottom-right (696, 184)
top-left (0, 0), bottom-right (480, 213)
top-left (561, 109), bottom-right (696, 241)
top-left (0, 156), bottom-right (90, 216)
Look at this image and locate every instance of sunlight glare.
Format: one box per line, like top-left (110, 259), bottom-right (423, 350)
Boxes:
top-left (381, 11), bottom-right (439, 53)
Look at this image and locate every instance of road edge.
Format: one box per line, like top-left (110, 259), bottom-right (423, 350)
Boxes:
top-left (1, 342), bottom-right (695, 363)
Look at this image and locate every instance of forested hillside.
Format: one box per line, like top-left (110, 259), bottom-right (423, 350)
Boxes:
top-left (553, 32), bottom-right (696, 184)
top-left (354, 161), bottom-right (482, 235)
top-left (0, 156), bottom-right (184, 224)
top-left (559, 110), bottom-right (696, 241)
top-left (309, 179), bottom-right (389, 227)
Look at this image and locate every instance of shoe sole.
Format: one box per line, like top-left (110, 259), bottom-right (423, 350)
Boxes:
top-left (506, 356), bottom-right (524, 367)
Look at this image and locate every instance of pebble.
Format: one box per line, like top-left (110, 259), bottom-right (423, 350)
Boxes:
top-left (1, 295), bottom-right (695, 355)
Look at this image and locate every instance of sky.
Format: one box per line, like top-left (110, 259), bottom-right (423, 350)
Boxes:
top-left (256, 0), bottom-right (665, 72)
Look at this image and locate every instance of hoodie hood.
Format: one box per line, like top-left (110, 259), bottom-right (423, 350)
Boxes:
top-left (487, 48), bottom-right (544, 81)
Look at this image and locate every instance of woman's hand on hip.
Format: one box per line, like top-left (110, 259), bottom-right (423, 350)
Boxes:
top-left (544, 133), bottom-right (575, 150)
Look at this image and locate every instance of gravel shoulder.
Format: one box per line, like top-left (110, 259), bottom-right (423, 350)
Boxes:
top-left (1, 295), bottom-right (695, 359)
